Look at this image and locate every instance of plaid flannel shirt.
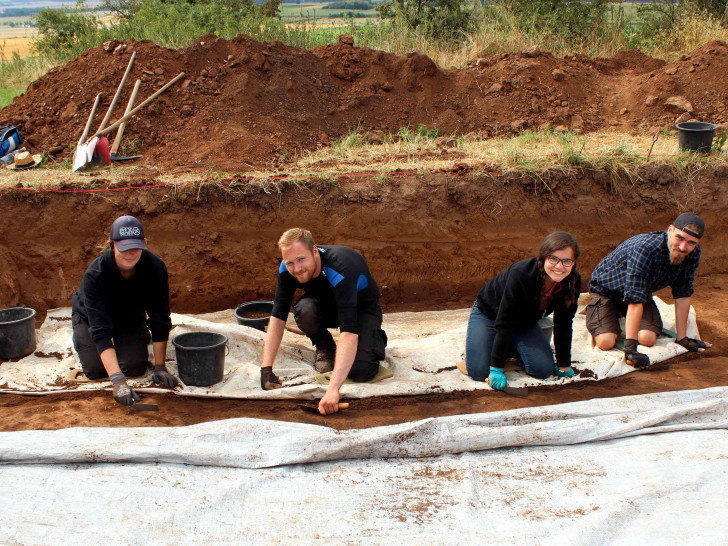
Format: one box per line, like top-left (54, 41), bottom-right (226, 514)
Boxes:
top-left (589, 231), bottom-right (700, 304)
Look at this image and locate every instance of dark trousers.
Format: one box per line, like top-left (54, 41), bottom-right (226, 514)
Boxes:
top-left (293, 295), bottom-right (387, 382)
top-left (71, 312), bottom-right (151, 379)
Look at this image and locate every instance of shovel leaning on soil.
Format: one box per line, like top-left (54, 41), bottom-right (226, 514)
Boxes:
top-left (71, 93), bottom-right (102, 172)
top-left (110, 79), bottom-right (143, 161)
top-left (71, 71), bottom-right (185, 171)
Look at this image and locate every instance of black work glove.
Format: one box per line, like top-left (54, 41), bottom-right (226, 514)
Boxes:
top-left (624, 339), bottom-right (651, 369)
top-left (260, 366), bottom-right (282, 390)
top-left (110, 372), bottom-right (141, 406)
top-left (676, 337), bottom-right (708, 352)
top-left (151, 365), bottom-right (179, 389)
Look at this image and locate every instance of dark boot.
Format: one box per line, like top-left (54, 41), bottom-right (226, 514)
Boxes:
top-left (314, 337), bottom-right (336, 373)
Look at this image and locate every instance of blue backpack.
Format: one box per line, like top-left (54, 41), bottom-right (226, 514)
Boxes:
top-left (0, 126), bottom-right (22, 157)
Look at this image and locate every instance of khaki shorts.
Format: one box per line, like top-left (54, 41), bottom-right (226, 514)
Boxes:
top-left (585, 294), bottom-right (663, 337)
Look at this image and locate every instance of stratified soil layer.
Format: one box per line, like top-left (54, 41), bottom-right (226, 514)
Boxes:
top-left (0, 167), bottom-right (726, 430)
top-left (1, 36), bottom-right (727, 430)
top-left (2, 36), bottom-right (728, 170)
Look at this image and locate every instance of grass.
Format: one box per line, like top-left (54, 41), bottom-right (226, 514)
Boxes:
top-left (2, 129), bottom-right (726, 193)
top-left (0, 86), bottom-right (23, 108)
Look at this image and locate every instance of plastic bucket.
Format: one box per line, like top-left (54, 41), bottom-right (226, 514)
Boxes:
top-left (234, 301), bottom-right (274, 332)
top-left (0, 307), bottom-right (37, 360)
top-left (172, 332), bottom-right (227, 387)
top-left (676, 122), bottom-right (717, 153)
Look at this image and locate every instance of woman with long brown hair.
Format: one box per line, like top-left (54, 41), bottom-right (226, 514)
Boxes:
top-left (465, 232), bottom-right (581, 390)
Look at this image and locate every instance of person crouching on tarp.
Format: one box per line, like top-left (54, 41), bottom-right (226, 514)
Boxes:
top-left (71, 215), bottom-right (177, 406)
top-left (465, 232), bottom-right (582, 390)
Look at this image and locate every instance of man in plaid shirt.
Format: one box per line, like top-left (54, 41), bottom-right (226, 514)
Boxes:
top-left (587, 212), bottom-right (711, 368)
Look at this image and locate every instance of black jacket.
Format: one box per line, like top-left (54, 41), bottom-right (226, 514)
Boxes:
top-left (71, 249), bottom-right (172, 354)
top-left (271, 245), bottom-right (380, 334)
top-left (476, 257), bottom-right (581, 368)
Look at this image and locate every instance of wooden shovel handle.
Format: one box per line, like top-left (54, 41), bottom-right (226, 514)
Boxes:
top-left (78, 93), bottom-right (101, 146)
top-left (111, 78), bottom-right (141, 154)
top-left (89, 72), bottom-right (185, 140)
top-left (337, 402), bottom-right (350, 409)
top-left (97, 51), bottom-right (136, 133)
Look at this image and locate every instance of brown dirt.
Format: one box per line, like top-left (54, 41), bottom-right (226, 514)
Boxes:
top-left (2, 36), bottom-right (728, 169)
top-left (1, 36), bottom-right (727, 431)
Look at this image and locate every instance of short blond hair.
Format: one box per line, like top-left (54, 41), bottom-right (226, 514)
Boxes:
top-left (278, 228), bottom-right (315, 252)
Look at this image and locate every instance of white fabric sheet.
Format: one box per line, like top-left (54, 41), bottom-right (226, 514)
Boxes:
top-left (0, 297), bottom-right (698, 400)
top-left (0, 387), bottom-right (726, 544)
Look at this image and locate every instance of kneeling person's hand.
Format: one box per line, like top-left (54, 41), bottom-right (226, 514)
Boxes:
top-left (624, 339), bottom-right (651, 368)
top-left (260, 366), bottom-right (282, 390)
top-left (152, 365), bottom-right (179, 389)
top-left (110, 372), bottom-right (141, 406)
top-left (488, 367), bottom-right (507, 390)
top-left (677, 337), bottom-right (710, 352)
top-left (553, 365), bottom-right (575, 378)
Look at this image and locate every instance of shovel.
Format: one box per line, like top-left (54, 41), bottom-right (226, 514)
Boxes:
top-left (72, 72), bottom-right (185, 171)
top-left (298, 402), bottom-right (349, 414)
top-left (89, 72), bottom-right (185, 140)
top-left (110, 78), bottom-right (142, 161)
top-left (72, 93), bottom-right (102, 172)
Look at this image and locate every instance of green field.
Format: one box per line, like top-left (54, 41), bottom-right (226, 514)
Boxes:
top-left (279, 2), bottom-right (379, 24)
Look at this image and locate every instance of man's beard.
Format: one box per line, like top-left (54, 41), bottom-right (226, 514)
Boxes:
top-left (670, 249), bottom-right (687, 265)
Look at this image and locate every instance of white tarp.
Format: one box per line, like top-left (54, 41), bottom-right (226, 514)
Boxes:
top-left (0, 297), bottom-right (698, 399)
top-left (0, 387), bottom-right (726, 543)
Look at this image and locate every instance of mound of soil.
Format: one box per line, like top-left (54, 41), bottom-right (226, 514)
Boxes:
top-left (3, 36), bottom-right (728, 170)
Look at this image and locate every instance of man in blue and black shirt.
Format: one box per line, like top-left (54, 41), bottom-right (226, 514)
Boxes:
top-left (259, 228), bottom-right (387, 414)
top-left (587, 212), bottom-right (711, 368)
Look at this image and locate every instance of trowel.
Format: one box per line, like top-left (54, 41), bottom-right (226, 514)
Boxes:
top-left (297, 402), bottom-right (349, 414)
top-left (131, 402), bottom-right (159, 412)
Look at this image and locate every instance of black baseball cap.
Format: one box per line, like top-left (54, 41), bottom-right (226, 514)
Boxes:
top-left (110, 215), bottom-right (147, 252)
top-left (672, 212), bottom-right (705, 239)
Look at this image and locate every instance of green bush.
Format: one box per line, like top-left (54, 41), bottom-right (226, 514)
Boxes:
top-left (377, 0), bottom-right (473, 41)
top-left (323, 0), bottom-right (374, 9)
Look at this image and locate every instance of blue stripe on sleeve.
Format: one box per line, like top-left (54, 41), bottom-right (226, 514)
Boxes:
top-left (357, 273), bottom-right (368, 291)
top-left (279, 261), bottom-right (287, 274)
top-left (323, 267), bottom-right (344, 287)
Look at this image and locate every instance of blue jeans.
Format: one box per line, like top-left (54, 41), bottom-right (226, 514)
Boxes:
top-left (465, 302), bottom-right (554, 381)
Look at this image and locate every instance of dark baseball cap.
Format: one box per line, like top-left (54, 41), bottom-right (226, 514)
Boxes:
top-left (110, 215), bottom-right (147, 252)
top-left (672, 212), bottom-right (705, 239)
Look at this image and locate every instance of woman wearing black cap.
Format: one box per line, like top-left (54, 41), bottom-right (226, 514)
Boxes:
top-left (71, 215), bottom-right (178, 406)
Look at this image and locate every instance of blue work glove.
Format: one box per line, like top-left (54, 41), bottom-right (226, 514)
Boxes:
top-left (151, 365), bottom-right (179, 389)
top-left (553, 365), bottom-right (575, 378)
top-left (489, 367), bottom-right (507, 391)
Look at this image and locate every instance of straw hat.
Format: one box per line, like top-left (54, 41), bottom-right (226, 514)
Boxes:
top-left (6, 151), bottom-right (42, 170)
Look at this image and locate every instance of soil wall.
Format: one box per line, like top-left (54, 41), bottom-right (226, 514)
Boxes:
top-left (1, 167), bottom-right (726, 317)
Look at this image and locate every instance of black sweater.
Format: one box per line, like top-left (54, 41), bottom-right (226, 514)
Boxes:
top-left (71, 249), bottom-right (172, 354)
top-left (272, 245), bottom-right (380, 334)
top-left (476, 257), bottom-right (581, 368)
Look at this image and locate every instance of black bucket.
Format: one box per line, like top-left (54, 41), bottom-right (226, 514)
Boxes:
top-left (172, 331), bottom-right (227, 387)
top-left (234, 301), bottom-right (274, 332)
top-left (676, 121), bottom-right (717, 153)
top-left (0, 307), bottom-right (37, 360)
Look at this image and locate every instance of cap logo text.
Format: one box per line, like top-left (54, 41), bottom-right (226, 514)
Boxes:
top-left (120, 226), bottom-right (141, 237)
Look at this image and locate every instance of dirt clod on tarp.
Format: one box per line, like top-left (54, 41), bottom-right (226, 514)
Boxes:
top-left (3, 36), bottom-right (728, 171)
